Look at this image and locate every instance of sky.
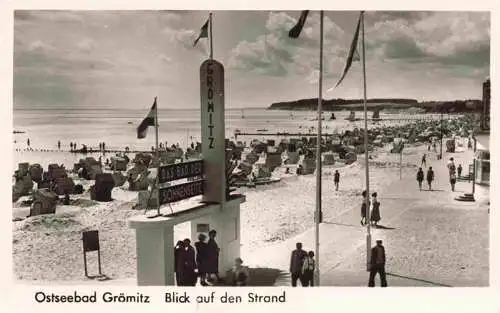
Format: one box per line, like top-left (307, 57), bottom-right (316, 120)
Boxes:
top-left (13, 10), bottom-right (490, 110)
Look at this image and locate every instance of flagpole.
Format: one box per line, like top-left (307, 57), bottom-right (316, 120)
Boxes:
top-left (314, 10), bottom-right (324, 287)
top-left (155, 96), bottom-right (160, 216)
top-left (209, 12), bottom-right (213, 60)
top-left (361, 11), bottom-right (372, 271)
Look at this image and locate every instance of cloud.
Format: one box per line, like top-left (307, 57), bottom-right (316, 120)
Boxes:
top-left (229, 12), bottom-right (347, 78)
top-left (229, 11), bottom-right (489, 88)
top-left (27, 40), bottom-right (55, 52)
top-left (366, 12), bottom-right (490, 63)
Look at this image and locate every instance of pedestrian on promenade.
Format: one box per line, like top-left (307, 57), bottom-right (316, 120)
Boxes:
top-left (301, 251), bottom-right (315, 287)
top-left (174, 240), bottom-right (184, 286)
top-left (433, 141), bottom-right (437, 153)
top-left (290, 242), bottom-right (308, 287)
top-left (195, 233), bottom-right (208, 286)
top-left (370, 192), bottom-right (381, 227)
top-left (230, 257), bottom-right (250, 286)
top-left (426, 167), bottom-right (434, 190)
top-left (206, 230), bottom-right (221, 283)
top-left (457, 164), bottom-right (463, 178)
top-left (368, 240), bottom-right (388, 287)
top-left (447, 157), bottom-right (456, 175)
top-left (416, 167), bottom-right (424, 191)
top-left (57, 140), bottom-right (61, 150)
top-left (361, 190), bottom-right (369, 226)
top-left (334, 170), bottom-right (340, 191)
top-left (27, 138), bottom-right (30, 148)
top-left (450, 170), bottom-right (457, 191)
top-left (421, 153), bottom-right (427, 167)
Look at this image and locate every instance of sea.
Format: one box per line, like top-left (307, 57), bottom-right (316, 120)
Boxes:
top-left (12, 107), bottom-right (440, 169)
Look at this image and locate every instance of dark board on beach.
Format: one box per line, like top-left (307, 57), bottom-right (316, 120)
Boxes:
top-left (159, 180), bottom-right (204, 204)
top-left (158, 160), bottom-right (204, 184)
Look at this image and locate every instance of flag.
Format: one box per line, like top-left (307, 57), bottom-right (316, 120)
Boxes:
top-left (137, 97), bottom-right (157, 139)
top-left (334, 12), bottom-right (362, 88)
top-left (193, 19), bottom-right (209, 47)
top-left (288, 10), bottom-right (310, 38)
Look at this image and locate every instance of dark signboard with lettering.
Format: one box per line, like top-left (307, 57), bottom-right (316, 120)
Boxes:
top-left (159, 180), bottom-right (204, 204)
top-left (158, 160), bottom-right (204, 184)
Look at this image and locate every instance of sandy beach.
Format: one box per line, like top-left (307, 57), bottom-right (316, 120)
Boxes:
top-left (12, 128), bottom-right (456, 282)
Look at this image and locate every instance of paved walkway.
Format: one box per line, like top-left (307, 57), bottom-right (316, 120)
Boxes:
top-left (243, 144), bottom-right (490, 287)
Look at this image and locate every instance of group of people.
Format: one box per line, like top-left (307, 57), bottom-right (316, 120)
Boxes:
top-left (416, 156), bottom-right (462, 192)
top-left (360, 190), bottom-right (381, 227)
top-left (289, 242), bottom-right (316, 287)
top-left (175, 230), bottom-right (220, 286)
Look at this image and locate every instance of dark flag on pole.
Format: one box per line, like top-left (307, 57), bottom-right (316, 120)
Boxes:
top-left (137, 97), bottom-right (157, 139)
top-left (288, 10), bottom-right (310, 38)
top-left (193, 18), bottom-right (209, 46)
top-left (334, 12), bottom-right (362, 88)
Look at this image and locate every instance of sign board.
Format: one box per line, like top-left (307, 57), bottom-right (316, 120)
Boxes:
top-left (200, 59), bottom-right (226, 203)
top-left (158, 159), bottom-right (204, 184)
top-left (196, 223), bottom-right (210, 233)
top-left (82, 230), bottom-right (100, 252)
top-left (159, 180), bottom-right (204, 205)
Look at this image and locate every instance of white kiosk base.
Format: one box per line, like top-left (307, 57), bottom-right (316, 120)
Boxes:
top-left (128, 195), bottom-right (245, 286)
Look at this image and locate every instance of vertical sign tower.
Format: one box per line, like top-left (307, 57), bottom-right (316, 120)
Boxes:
top-left (200, 59), bottom-right (226, 203)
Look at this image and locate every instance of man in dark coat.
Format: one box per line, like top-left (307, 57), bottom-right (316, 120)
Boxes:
top-left (174, 240), bottom-right (184, 286)
top-left (178, 239), bottom-right (197, 286)
top-left (206, 230), bottom-right (221, 283)
top-left (368, 240), bottom-right (387, 287)
top-left (195, 233), bottom-right (208, 286)
top-left (289, 242), bottom-right (308, 287)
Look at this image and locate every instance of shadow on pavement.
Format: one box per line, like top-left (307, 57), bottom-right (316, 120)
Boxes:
top-left (386, 272), bottom-right (452, 287)
top-left (220, 267), bottom-right (287, 286)
top-left (422, 189), bottom-right (446, 192)
top-left (323, 221), bottom-right (363, 228)
top-left (374, 224), bottom-right (395, 230)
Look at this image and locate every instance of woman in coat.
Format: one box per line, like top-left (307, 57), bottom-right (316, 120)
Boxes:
top-left (195, 233), bottom-right (208, 286)
top-left (416, 167), bottom-right (424, 191)
top-left (370, 192), bottom-right (381, 226)
top-left (426, 167), bottom-right (435, 190)
top-left (206, 230), bottom-right (221, 283)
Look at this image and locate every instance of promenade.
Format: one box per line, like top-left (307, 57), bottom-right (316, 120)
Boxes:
top-left (243, 144), bottom-right (490, 287)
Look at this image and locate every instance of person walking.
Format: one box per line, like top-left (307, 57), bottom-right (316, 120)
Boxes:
top-left (426, 167), bottom-right (435, 190)
top-left (416, 167), bottom-right (425, 191)
top-left (195, 233), bottom-right (209, 286)
top-left (449, 168), bottom-right (457, 191)
top-left (457, 164), bottom-right (463, 178)
top-left (334, 170), bottom-right (340, 191)
top-left (206, 230), bottom-right (221, 283)
top-left (57, 140), bottom-right (61, 150)
top-left (360, 190), bottom-right (369, 226)
top-left (300, 251), bottom-right (315, 287)
top-left (368, 240), bottom-right (388, 287)
top-left (174, 240), bottom-right (184, 286)
top-left (27, 138), bottom-right (30, 148)
top-left (421, 153), bottom-right (427, 167)
top-left (289, 242), bottom-right (308, 287)
top-left (370, 192), bottom-right (381, 227)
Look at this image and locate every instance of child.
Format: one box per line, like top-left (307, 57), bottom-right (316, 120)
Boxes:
top-left (301, 251), bottom-right (315, 287)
